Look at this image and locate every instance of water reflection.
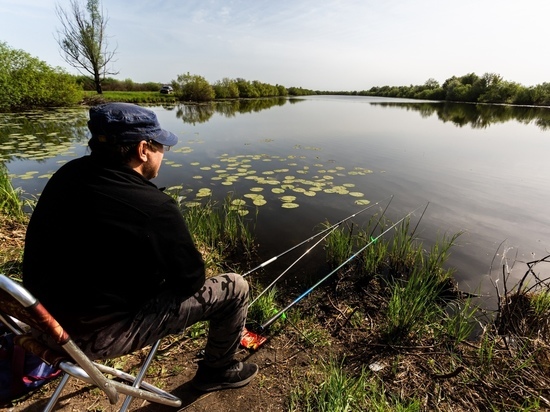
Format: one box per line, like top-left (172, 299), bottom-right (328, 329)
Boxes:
top-left (372, 101), bottom-right (550, 130)
top-left (0, 108), bottom-right (89, 163)
top-left (174, 97), bottom-right (300, 125)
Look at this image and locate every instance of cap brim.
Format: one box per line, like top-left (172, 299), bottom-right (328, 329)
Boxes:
top-left (153, 129), bottom-right (178, 146)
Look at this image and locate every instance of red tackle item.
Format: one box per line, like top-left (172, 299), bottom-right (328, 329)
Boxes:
top-left (240, 327), bottom-right (267, 350)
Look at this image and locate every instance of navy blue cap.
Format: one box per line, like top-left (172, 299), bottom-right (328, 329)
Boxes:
top-left (88, 102), bottom-right (178, 146)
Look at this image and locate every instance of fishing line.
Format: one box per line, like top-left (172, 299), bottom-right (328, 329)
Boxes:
top-left (247, 196), bottom-right (393, 307)
top-left (411, 202), bottom-right (430, 237)
top-left (260, 204), bottom-right (427, 330)
top-left (368, 194), bottom-right (393, 241)
top-left (248, 226), bottom-right (337, 308)
top-left (242, 195), bottom-right (393, 278)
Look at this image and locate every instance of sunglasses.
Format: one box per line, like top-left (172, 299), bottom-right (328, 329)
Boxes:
top-left (147, 140), bottom-right (171, 152)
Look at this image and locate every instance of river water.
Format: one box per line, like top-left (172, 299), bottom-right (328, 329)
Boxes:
top-left (2, 96), bottom-right (550, 309)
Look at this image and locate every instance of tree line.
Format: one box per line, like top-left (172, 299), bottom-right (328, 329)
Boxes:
top-left (0, 40), bottom-right (315, 111)
top-left (4, 0), bottom-right (549, 111)
top-left (77, 73), bottom-right (314, 101)
top-left (4, 38), bottom-right (550, 113)
top-left (47, 0), bottom-right (550, 108)
top-left (324, 73), bottom-right (550, 107)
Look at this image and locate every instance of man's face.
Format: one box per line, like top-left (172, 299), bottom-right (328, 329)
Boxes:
top-left (141, 140), bottom-right (166, 180)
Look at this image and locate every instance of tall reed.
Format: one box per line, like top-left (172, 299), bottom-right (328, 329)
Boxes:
top-left (384, 265), bottom-right (444, 342)
top-left (180, 194), bottom-right (254, 274)
top-left (0, 164), bottom-right (26, 222)
top-left (289, 357), bottom-right (369, 411)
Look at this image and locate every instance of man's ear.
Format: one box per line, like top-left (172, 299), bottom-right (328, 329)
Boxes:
top-left (137, 140), bottom-right (148, 161)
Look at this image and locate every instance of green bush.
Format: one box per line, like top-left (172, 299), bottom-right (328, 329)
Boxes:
top-left (0, 41), bottom-right (82, 112)
top-left (174, 72), bottom-right (215, 102)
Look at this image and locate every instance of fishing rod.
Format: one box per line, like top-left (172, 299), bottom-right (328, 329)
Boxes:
top-left (242, 195), bottom-right (393, 278)
top-left (260, 204), bottom-right (427, 330)
top-left (411, 202), bottom-right (430, 237)
top-left (248, 197), bottom-right (394, 308)
top-left (248, 228), bottom-right (336, 308)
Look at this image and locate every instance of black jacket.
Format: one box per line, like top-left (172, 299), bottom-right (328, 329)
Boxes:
top-left (23, 155), bottom-right (205, 333)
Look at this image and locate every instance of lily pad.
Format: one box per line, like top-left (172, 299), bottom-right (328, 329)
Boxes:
top-left (280, 196), bottom-right (296, 202)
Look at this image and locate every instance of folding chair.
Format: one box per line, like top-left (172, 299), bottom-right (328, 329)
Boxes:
top-left (0, 273), bottom-right (182, 411)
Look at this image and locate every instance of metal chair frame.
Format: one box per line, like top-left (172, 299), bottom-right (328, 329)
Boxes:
top-left (0, 273), bottom-right (182, 411)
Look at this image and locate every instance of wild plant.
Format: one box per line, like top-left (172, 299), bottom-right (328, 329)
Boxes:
top-left (288, 357), bottom-right (368, 411)
top-left (0, 165), bottom-right (26, 222)
top-left (247, 286), bottom-right (285, 334)
top-left (174, 193), bottom-right (255, 274)
top-left (383, 265), bottom-right (444, 343)
top-left (438, 298), bottom-right (477, 348)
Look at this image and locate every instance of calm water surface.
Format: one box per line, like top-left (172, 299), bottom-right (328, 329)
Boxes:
top-left (2, 96), bottom-right (550, 308)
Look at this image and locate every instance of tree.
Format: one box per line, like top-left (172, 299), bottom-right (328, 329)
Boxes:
top-left (0, 42), bottom-right (82, 112)
top-left (55, 0), bottom-right (117, 94)
top-left (423, 78), bottom-right (440, 89)
top-left (235, 78), bottom-right (260, 98)
top-left (174, 72), bottom-right (215, 102)
top-left (213, 77), bottom-right (240, 99)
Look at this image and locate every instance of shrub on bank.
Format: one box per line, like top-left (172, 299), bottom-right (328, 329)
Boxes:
top-left (0, 42), bottom-right (82, 112)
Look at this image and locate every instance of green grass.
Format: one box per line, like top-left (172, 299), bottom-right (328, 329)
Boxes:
top-left (438, 297), bottom-right (477, 348)
top-left (0, 164), bottom-right (27, 222)
top-left (530, 290), bottom-right (550, 316)
top-left (289, 358), bottom-right (422, 412)
top-left (323, 221), bottom-right (356, 267)
top-left (287, 309), bottom-right (332, 348)
top-left (176, 194), bottom-right (255, 275)
top-left (324, 220), bottom-right (465, 345)
top-left (384, 265), bottom-right (445, 343)
top-left (247, 286), bottom-right (285, 333)
top-left (289, 357), bottom-right (369, 411)
top-left (83, 90), bottom-right (177, 104)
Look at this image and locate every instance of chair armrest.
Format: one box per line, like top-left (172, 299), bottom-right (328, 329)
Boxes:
top-left (14, 333), bottom-right (68, 368)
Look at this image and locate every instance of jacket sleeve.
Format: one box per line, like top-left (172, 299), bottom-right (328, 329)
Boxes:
top-left (149, 198), bottom-right (206, 296)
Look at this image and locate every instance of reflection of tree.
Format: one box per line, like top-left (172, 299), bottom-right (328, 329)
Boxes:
top-left (0, 108), bottom-right (89, 162)
top-left (175, 103), bottom-right (216, 125)
top-left (288, 98), bottom-right (306, 104)
top-left (174, 97), bottom-right (301, 125)
top-left (371, 101), bottom-right (550, 131)
top-left (237, 97), bottom-right (287, 113)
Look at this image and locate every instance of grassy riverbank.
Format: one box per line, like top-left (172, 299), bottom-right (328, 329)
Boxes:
top-left (82, 90), bottom-right (178, 105)
top-left (1, 165), bottom-right (550, 411)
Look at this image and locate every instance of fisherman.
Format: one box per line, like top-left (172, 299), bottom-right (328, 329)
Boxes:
top-left (22, 102), bottom-right (258, 392)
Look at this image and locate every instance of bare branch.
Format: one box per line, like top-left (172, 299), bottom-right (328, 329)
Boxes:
top-left (54, 0), bottom-right (118, 94)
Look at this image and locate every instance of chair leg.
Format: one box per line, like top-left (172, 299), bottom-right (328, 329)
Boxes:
top-left (43, 372), bottom-right (71, 412)
top-left (119, 339), bottom-right (162, 412)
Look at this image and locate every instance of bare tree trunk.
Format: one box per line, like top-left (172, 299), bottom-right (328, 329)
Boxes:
top-left (55, 0), bottom-right (117, 95)
top-left (94, 73), bottom-right (103, 94)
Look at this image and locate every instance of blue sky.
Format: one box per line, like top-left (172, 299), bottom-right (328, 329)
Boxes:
top-left (2, 0), bottom-right (549, 90)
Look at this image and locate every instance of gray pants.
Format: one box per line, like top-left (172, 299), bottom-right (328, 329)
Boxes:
top-left (73, 273), bottom-right (249, 368)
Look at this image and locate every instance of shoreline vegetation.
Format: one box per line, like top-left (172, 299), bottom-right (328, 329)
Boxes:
top-left (3, 42), bottom-right (550, 113)
top-left (2, 163), bottom-right (550, 411)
